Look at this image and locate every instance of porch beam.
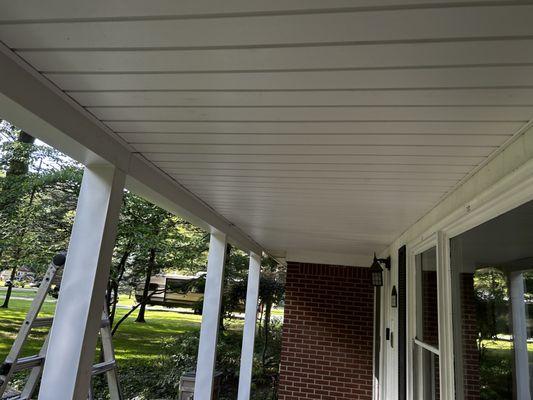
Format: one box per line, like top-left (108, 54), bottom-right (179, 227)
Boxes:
top-left (194, 230), bottom-right (227, 400)
top-left (39, 165), bottom-right (125, 400)
top-left (237, 252), bottom-right (261, 400)
top-left (509, 271), bottom-right (531, 400)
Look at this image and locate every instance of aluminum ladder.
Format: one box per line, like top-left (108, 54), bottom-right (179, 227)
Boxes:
top-left (0, 253), bottom-right (123, 399)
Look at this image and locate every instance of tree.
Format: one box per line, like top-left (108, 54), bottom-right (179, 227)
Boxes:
top-left (136, 248), bottom-right (158, 323)
top-left (0, 126), bottom-right (35, 211)
top-left (474, 267), bottom-right (509, 342)
top-left (225, 255), bottom-right (285, 369)
top-left (106, 237), bottom-right (133, 327)
top-left (257, 270), bottom-right (285, 369)
top-left (0, 125), bottom-right (35, 307)
top-left (108, 193), bottom-right (209, 332)
top-left (103, 191), bottom-right (208, 327)
top-left (0, 121), bottom-right (82, 307)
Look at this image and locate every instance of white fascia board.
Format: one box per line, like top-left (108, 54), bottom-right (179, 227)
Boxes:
top-left (0, 44), bottom-right (263, 255)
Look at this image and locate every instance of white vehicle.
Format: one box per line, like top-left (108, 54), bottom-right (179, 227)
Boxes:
top-left (135, 274), bottom-right (205, 312)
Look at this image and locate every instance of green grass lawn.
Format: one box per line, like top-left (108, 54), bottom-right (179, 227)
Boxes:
top-left (481, 338), bottom-right (533, 351)
top-left (0, 290), bottom-right (280, 363)
top-left (0, 292), bottom-right (279, 399)
top-left (0, 296), bottom-right (207, 398)
top-left (0, 297), bottom-right (204, 363)
top-left (476, 339), bottom-right (533, 400)
top-left (0, 299), bottom-right (56, 360)
top-left (0, 286), bottom-right (43, 299)
top-left (0, 293), bottom-right (255, 361)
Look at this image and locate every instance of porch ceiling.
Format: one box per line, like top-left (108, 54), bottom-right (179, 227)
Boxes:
top-left (1, 1), bottom-right (533, 264)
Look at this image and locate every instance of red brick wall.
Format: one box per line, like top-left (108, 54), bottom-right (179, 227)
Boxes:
top-left (278, 262), bottom-right (374, 400)
top-left (422, 271), bottom-right (439, 347)
top-left (422, 271), bottom-right (440, 399)
top-left (460, 273), bottom-right (480, 400)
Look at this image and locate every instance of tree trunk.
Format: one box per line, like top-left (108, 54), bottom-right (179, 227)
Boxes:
top-left (258, 302), bottom-right (264, 337)
top-left (218, 243), bottom-right (232, 333)
top-left (112, 288), bottom-right (162, 336)
top-left (135, 248), bottom-right (156, 323)
top-left (261, 301), bottom-right (272, 368)
top-left (108, 247), bottom-right (131, 327)
top-left (1, 130), bottom-right (35, 308)
top-left (1, 250), bottom-right (20, 308)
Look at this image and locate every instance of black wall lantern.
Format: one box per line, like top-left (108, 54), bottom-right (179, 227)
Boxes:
top-left (370, 253), bottom-right (391, 287)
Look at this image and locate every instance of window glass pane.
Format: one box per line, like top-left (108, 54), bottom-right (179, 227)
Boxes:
top-left (166, 278), bottom-right (189, 294)
top-left (414, 349), bottom-right (440, 400)
top-left (526, 271), bottom-right (533, 397)
top-left (416, 247), bottom-right (439, 347)
top-left (414, 246), bottom-right (440, 399)
top-left (450, 199), bottom-right (533, 400)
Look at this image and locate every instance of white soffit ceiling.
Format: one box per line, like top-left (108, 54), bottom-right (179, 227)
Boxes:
top-left (1, 0), bottom-right (533, 264)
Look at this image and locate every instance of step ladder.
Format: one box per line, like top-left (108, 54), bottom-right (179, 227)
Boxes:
top-left (0, 253), bottom-right (123, 400)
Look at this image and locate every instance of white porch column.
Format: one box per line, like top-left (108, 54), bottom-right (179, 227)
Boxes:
top-left (509, 271), bottom-right (531, 400)
top-left (237, 252), bottom-right (261, 400)
top-left (194, 230), bottom-right (227, 400)
top-left (39, 165), bottom-right (125, 400)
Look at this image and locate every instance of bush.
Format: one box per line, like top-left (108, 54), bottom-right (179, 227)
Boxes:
top-left (93, 323), bottom-right (281, 400)
top-left (479, 346), bottom-right (513, 400)
top-left (155, 333), bottom-right (200, 397)
top-left (156, 328), bottom-right (280, 400)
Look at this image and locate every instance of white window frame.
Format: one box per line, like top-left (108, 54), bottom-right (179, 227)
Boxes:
top-left (404, 159), bottom-right (533, 400)
top-left (407, 231), bottom-right (456, 400)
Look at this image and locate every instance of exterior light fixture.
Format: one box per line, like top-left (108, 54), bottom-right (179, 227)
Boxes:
top-left (391, 285), bottom-right (398, 308)
top-left (370, 253), bottom-right (391, 287)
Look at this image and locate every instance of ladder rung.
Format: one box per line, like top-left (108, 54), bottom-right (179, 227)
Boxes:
top-left (26, 317), bottom-right (108, 330)
top-left (12, 355), bottom-right (44, 372)
top-left (0, 252), bottom-right (122, 399)
top-left (32, 317), bottom-right (54, 328)
top-left (1, 387), bottom-right (21, 399)
top-left (92, 360), bottom-right (116, 376)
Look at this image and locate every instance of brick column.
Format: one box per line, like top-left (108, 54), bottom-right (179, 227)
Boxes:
top-left (278, 262), bottom-right (374, 400)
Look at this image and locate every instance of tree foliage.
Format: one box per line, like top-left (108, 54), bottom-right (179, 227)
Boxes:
top-left (474, 268), bottom-right (510, 340)
top-left (0, 121), bottom-right (82, 306)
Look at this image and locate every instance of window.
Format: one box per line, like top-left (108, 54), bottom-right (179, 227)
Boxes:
top-left (451, 199), bottom-right (533, 400)
top-left (165, 278), bottom-right (189, 294)
top-left (414, 246), bottom-right (440, 400)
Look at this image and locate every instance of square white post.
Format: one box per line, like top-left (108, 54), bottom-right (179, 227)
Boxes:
top-left (194, 230), bottom-right (227, 400)
top-left (237, 252), bottom-right (261, 400)
top-left (509, 271), bottom-right (531, 400)
top-left (39, 165), bottom-right (125, 400)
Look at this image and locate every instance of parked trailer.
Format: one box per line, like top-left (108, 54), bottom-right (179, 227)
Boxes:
top-left (135, 274), bottom-right (205, 312)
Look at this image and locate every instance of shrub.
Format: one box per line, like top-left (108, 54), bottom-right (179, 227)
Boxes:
top-left (93, 323), bottom-right (281, 399)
